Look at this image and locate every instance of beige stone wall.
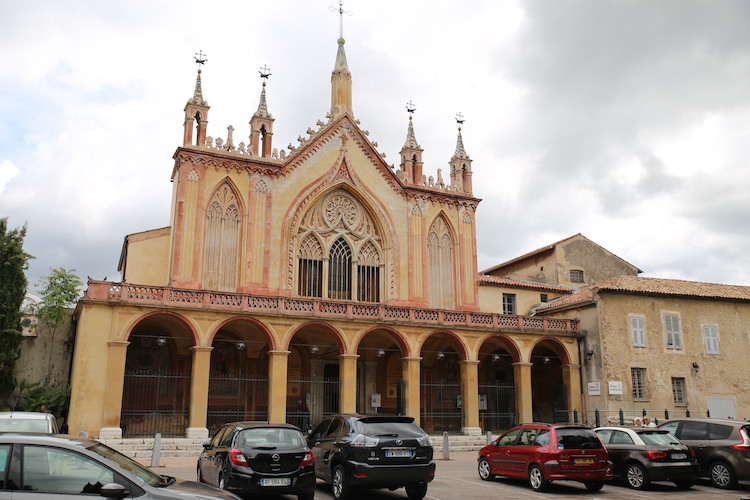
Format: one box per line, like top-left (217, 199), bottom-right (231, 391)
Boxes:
top-left (122, 228), bottom-right (170, 285)
top-left (585, 293), bottom-right (750, 419)
top-left (16, 311), bottom-right (74, 388)
top-left (555, 237), bottom-right (639, 287)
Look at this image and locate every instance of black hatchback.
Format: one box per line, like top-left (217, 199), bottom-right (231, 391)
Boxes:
top-left (197, 422), bottom-right (315, 500)
top-left (308, 414), bottom-right (435, 500)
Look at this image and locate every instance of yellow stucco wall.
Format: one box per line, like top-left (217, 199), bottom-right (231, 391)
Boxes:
top-left (122, 227), bottom-right (170, 285)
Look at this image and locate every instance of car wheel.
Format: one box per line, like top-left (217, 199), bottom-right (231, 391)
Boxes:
top-left (405, 481), bottom-right (428, 500)
top-left (528, 464), bottom-right (549, 492)
top-left (625, 462), bottom-right (650, 490)
top-left (710, 461), bottom-right (738, 489)
top-left (478, 457), bottom-right (495, 481)
top-left (673, 479), bottom-right (695, 489)
top-left (584, 481), bottom-right (603, 492)
top-left (332, 464), bottom-right (351, 500)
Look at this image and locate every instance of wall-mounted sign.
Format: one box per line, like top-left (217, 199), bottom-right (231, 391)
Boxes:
top-left (371, 393), bottom-right (381, 408)
top-left (608, 381), bottom-right (623, 395)
top-left (587, 382), bottom-right (601, 396)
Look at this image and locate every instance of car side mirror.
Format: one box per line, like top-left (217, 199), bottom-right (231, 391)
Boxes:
top-left (202, 440), bottom-right (211, 449)
top-left (100, 482), bottom-right (127, 498)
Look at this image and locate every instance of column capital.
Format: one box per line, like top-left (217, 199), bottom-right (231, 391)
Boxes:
top-left (268, 350), bottom-right (292, 357)
top-left (402, 356), bottom-right (423, 362)
top-left (107, 340), bottom-right (130, 348)
top-left (511, 362), bottom-right (533, 368)
top-left (190, 346), bottom-right (214, 353)
top-left (338, 354), bottom-right (360, 360)
top-left (460, 359), bottom-right (480, 366)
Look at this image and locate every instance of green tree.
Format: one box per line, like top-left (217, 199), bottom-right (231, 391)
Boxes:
top-left (0, 218), bottom-right (32, 400)
top-left (36, 267), bottom-right (83, 385)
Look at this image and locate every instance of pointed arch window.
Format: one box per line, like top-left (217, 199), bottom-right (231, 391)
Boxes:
top-left (298, 234), bottom-right (323, 297)
top-left (428, 217), bottom-right (454, 309)
top-left (328, 238), bottom-right (352, 300)
top-left (357, 240), bottom-right (380, 302)
top-left (203, 184), bottom-right (240, 291)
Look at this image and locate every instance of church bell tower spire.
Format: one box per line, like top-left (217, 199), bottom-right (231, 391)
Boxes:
top-left (449, 112), bottom-right (473, 194)
top-left (399, 101), bottom-right (424, 184)
top-left (249, 66), bottom-right (275, 157)
top-left (183, 51), bottom-right (210, 147)
top-left (330, 1), bottom-right (353, 119)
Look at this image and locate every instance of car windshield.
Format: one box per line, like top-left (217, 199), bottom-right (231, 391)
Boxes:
top-left (88, 442), bottom-right (165, 487)
top-left (0, 418), bottom-right (48, 433)
top-left (556, 428), bottom-right (603, 449)
top-left (640, 431), bottom-right (681, 445)
top-left (238, 428), bottom-right (305, 448)
top-left (354, 418), bottom-right (425, 437)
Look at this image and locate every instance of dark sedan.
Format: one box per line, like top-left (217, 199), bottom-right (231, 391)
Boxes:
top-left (595, 426), bottom-right (698, 489)
top-left (0, 433), bottom-right (239, 499)
top-left (197, 421), bottom-right (315, 500)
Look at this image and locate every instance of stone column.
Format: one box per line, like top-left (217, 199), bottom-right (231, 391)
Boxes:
top-left (267, 350), bottom-right (290, 423)
top-left (339, 354), bottom-right (359, 414)
top-left (99, 341), bottom-right (130, 439)
top-left (460, 360), bottom-right (481, 435)
top-left (186, 346), bottom-right (213, 439)
top-left (561, 364), bottom-right (582, 419)
top-left (512, 362), bottom-right (533, 424)
top-left (402, 357), bottom-right (422, 425)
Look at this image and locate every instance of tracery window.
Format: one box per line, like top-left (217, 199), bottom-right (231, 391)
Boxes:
top-left (357, 240), bottom-right (380, 302)
top-left (427, 217), bottom-right (454, 309)
top-left (298, 234), bottom-right (323, 297)
top-left (203, 184), bottom-right (240, 291)
top-left (328, 238), bottom-right (352, 300)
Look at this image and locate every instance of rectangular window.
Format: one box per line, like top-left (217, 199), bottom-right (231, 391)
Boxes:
top-left (664, 314), bottom-right (683, 349)
top-left (672, 377), bottom-right (686, 406)
top-left (540, 293), bottom-right (548, 303)
top-left (631, 317), bottom-right (645, 347)
top-left (703, 326), bottom-right (719, 354)
top-left (631, 368), bottom-right (646, 400)
top-left (569, 269), bottom-right (584, 283)
top-left (502, 293), bottom-right (516, 315)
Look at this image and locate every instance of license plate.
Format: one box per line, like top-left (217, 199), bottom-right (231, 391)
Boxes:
top-left (573, 457), bottom-right (594, 464)
top-left (670, 453), bottom-right (687, 460)
top-left (385, 449), bottom-right (413, 458)
top-left (260, 478), bottom-right (291, 487)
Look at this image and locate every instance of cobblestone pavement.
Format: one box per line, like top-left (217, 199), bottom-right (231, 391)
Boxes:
top-left (147, 451), bottom-right (750, 500)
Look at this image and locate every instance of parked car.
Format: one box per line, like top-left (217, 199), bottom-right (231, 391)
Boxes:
top-left (658, 417), bottom-right (750, 489)
top-left (0, 411), bottom-right (58, 433)
top-left (477, 423), bottom-right (612, 492)
top-left (594, 426), bottom-right (698, 489)
top-left (0, 432), bottom-right (239, 499)
top-left (307, 414), bottom-right (435, 500)
top-left (197, 421), bottom-right (315, 500)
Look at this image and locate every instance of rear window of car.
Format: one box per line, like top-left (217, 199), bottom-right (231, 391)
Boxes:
top-left (640, 431), bottom-right (680, 445)
top-left (0, 418), bottom-right (49, 433)
top-left (680, 421), bottom-right (708, 440)
top-left (556, 428), bottom-right (603, 449)
top-left (237, 428), bottom-right (305, 448)
top-left (354, 418), bottom-right (425, 437)
top-left (708, 423), bottom-right (734, 440)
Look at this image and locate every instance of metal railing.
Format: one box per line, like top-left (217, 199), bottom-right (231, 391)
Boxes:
top-left (554, 407), bottom-right (711, 428)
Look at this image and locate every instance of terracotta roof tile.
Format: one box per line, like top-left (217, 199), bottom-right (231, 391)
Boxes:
top-left (477, 275), bottom-right (573, 293)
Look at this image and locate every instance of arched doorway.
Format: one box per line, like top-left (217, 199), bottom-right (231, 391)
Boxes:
top-left (355, 329), bottom-right (406, 415)
top-left (207, 319), bottom-right (270, 434)
top-left (121, 313), bottom-right (194, 437)
top-left (530, 340), bottom-right (569, 423)
top-left (286, 324), bottom-right (343, 431)
top-left (478, 336), bottom-right (519, 432)
top-left (419, 333), bottom-right (465, 433)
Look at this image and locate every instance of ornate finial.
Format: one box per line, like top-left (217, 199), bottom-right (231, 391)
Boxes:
top-left (406, 100), bottom-right (416, 118)
top-left (330, 0), bottom-right (352, 41)
top-left (455, 111), bottom-right (465, 129)
top-left (194, 50), bottom-right (207, 65)
top-left (259, 65), bottom-right (271, 88)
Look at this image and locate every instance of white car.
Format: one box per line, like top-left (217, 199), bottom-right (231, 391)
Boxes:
top-left (0, 411), bottom-right (58, 433)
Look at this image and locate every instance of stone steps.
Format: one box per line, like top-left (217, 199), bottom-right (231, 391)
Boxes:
top-left (101, 433), bottom-right (491, 460)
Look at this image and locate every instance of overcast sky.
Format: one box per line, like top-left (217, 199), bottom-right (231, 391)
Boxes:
top-left (2, 0), bottom-right (749, 295)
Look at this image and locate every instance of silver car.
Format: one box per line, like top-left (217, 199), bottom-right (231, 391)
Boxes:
top-left (0, 433), bottom-right (240, 499)
top-left (0, 411), bottom-right (58, 433)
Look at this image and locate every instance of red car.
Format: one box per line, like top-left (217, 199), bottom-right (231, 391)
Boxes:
top-left (477, 423), bottom-right (612, 492)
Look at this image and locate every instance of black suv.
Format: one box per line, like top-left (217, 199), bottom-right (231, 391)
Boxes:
top-left (197, 422), bottom-right (315, 500)
top-left (658, 418), bottom-right (750, 489)
top-left (307, 414), bottom-right (435, 500)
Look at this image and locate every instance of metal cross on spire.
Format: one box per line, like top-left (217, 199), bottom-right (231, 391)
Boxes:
top-left (259, 65), bottom-right (272, 80)
top-left (329, 0), bottom-right (352, 39)
top-left (455, 112), bottom-right (465, 125)
top-left (194, 50), bottom-right (207, 65)
top-left (406, 100), bottom-right (417, 116)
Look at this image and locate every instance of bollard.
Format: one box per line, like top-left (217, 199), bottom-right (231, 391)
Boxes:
top-left (442, 431), bottom-right (450, 461)
top-left (594, 409), bottom-right (600, 428)
top-left (619, 409), bottom-right (624, 425)
top-left (486, 430), bottom-right (493, 445)
top-left (151, 433), bottom-right (162, 468)
top-left (573, 409), bottom-right (578, 424)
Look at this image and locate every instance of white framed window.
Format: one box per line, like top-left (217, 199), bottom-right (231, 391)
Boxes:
top-left (630, 317), bottom-right (645, 347)
top-left (631, 367), bottom-right (646, 400)
top-left (502, 293), bottom-right (516, 315)
top-left (664, 313), bottom-right (683, 349)
top-left (703, 325), bottom-right (719, 354)
top-left (672, 377), bottom-right (686, 406)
